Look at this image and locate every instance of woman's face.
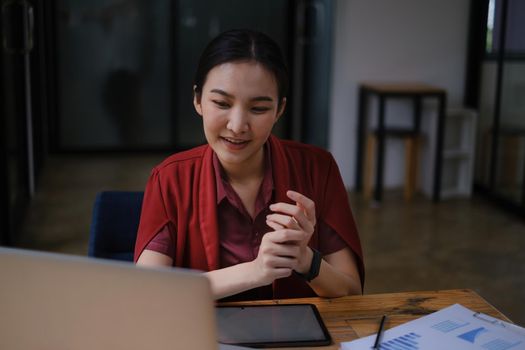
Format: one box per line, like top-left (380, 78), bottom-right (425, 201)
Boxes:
top-left (194, 61), bottom-right (285, 173)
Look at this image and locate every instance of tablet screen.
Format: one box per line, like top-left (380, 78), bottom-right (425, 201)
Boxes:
top-left (216, 304), bottom-right (331, 348)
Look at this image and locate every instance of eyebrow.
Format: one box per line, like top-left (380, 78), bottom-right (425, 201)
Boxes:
top-left (209, 89), bottom-right (274, 102)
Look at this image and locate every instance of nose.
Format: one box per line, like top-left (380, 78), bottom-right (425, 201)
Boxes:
top-left (226, 107), bottom-right (249, 134)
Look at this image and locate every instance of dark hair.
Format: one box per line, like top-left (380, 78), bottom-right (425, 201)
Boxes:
top-left (193, 29), bottom-right (288, 107)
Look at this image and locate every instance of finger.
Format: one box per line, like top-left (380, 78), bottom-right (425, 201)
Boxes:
top-left (258, 247), bottom-right (298, 267)
top-left (271, 243), bottom-right (301, 259)
top-left (263, 229), bottom-right (304, 244)
top-left (266, 213), bottom-right (301, 229)
top-left (286, 190), bottom-right (316, 222)
top-left (275, 229), bottom-right (305, 244)
top-left (268, 255), bottom-right (299, 269)
top-left (269, 203), bottom-right (313, 233)
top-left (270, 202), bottom-right (308, 222)
top-left (273, 268), bottom-right (293, 279)
top-left (266, 220), bottom-right (285, 231)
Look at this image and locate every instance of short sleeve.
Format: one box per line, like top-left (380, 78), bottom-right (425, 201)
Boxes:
top-left (144, 224), bottom-right (176, 258)
top-left (134, 169), bottom-right (172, 262)
top-left (317, 220), bottom-right (347, 255)
top-left (319, 155), bottom-right (365, 288)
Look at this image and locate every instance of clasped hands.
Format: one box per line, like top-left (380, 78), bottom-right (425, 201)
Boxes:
top-left (251, 190), bottom-right (317, 286)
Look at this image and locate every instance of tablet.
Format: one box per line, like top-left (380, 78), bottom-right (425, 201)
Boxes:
top-left (216, 304), bottom-right (332, 348)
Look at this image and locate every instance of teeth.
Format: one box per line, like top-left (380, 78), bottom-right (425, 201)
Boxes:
top-left (224, 137), bottom-right (246, 144)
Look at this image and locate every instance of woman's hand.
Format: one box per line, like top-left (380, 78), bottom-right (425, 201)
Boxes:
top-left (207, 189), bottom-right (361, 299)
top-left (251, 228), bottom-right (304, 286)
top-left (265, 190), bottom-right (317, 275)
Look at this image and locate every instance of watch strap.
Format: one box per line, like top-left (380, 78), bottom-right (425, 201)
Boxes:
top-left (296, 248), bottom-right (322, 282)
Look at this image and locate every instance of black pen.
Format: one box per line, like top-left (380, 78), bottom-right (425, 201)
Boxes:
top-left (372, 315), bottom-right (387, 349)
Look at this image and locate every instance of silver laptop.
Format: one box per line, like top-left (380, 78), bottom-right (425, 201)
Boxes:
top-left (0, 247), bottom-right (221, 350)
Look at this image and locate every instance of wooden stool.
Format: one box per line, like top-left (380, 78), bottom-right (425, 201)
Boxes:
top-left (363, 129), bottom-right (422, 201)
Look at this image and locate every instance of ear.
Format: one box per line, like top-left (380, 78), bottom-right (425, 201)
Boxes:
top-left (275, 97), bottom-right (287, 123)
top-left (193, 85), bottom-right (203, 116)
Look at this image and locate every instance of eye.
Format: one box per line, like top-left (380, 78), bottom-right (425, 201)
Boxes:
top-left (212, 100), bottom-right (230, 109)
top-left (251, 106), bottom-right (271, 114)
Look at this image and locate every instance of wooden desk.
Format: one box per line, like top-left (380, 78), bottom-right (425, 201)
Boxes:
top-left (222, 289), bottom-right (509, 350)
top-left (355, 82), bottom-right (447, 202)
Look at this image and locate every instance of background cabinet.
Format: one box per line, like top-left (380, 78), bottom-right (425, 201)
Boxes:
top-left (441, 108), bottom-right (477, 198)
top-left (421, 108), bottom-right (477, 199)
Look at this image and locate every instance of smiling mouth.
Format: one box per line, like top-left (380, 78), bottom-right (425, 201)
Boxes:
top-left (221, 137), bottom-right (250, 145)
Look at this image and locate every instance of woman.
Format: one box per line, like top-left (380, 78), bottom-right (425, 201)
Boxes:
top-left (134, 29), bottom-right (364, 301)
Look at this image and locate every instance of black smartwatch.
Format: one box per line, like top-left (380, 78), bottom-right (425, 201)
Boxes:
top-left (296, 248), bottom-right (322, 282)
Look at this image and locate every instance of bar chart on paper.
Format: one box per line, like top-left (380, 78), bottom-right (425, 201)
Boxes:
top-left (376, 332), bottom-right (421, 349)
top-left (432, 319), bottom-right (469, 332)
top-left (341, 304), bottom-right (525, 350)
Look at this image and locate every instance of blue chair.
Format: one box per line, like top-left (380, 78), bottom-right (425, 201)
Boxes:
top-left (88, 191), bottom-right (144, 262)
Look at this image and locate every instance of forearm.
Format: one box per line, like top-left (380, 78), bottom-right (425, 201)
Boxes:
top-left (307, 259), bottom-right (362, 297)
top-left (295, 247), bottom-right (361, 298)
top-left (267, 192), bottom-right (362, 297)
top-left (204, 261), bottom-right (263, 300)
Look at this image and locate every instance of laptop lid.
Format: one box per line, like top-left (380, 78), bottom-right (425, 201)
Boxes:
top-left (0, 247), bottom-right (218, 350)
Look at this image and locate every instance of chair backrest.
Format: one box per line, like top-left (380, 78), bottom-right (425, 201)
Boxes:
top-left (88, 191), bottom-right (144, 262)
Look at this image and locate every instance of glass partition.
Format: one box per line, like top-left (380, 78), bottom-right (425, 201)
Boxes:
top-left (56, 0), bottom-right (172, 150)
top-left (55, 0), bottom-right (291, 151)
top-left (494, 62), bottom-right (525, 203)
top-left (475, 0), bottom-right (525, 209)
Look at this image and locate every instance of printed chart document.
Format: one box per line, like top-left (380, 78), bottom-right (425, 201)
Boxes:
top-left (341, 304), bottom-right (525, 350)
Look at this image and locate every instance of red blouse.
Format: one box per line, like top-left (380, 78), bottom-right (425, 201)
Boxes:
top-left (143, 145), bottom-right (347, 300)
top-left (134, 135), bottom-right (364, 299)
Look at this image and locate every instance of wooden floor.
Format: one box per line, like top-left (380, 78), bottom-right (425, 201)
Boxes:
top-left (15, 154), bottom-right (525, 327)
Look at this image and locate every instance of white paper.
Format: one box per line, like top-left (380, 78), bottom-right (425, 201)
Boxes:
top-left (341, 304), bottom-right (525, 350)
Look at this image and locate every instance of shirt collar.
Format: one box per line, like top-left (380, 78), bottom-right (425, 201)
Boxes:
top-left (213, 142), bottom-right (274, 206)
